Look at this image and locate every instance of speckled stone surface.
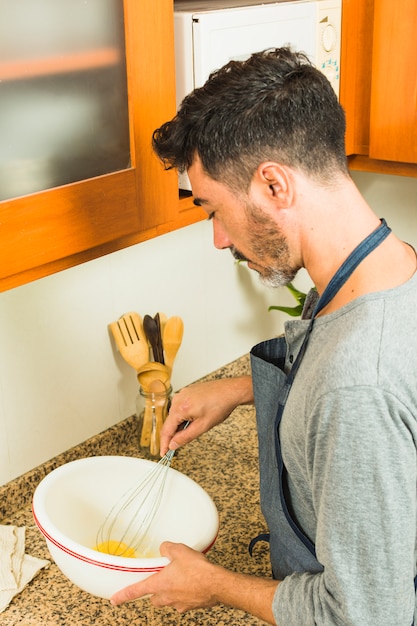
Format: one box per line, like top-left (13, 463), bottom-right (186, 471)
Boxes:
top-left (1, 355), bottom-right (272, 625)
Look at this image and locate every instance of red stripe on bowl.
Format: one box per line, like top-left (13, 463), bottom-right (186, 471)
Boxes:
top-left (33, 508), bottom-right (165, 573)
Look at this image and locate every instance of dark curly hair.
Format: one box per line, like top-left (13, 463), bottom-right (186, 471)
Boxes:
top-left (152, 47), bottom-right (348, 189)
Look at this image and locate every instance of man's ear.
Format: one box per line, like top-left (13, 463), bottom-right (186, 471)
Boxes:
top-left (251, 162), bottom-right (294, 209)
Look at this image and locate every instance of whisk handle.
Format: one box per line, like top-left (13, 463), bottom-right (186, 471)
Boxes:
top-left (165, 420), bottom-right (190, 460)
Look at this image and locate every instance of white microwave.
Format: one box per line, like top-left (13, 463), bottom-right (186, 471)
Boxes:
top-left (174, 0), bottom-right (342, 190)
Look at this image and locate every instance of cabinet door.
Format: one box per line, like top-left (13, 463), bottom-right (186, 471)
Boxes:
top-left (340, 0), bottom-right (374, 156)
top-left (0, 0), bottom-right (178, 291)
top-left (369, 0), bottom-right (417, 163)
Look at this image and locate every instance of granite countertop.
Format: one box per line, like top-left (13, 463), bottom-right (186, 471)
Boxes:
top-left (1, 355), bottom-right (272, 626)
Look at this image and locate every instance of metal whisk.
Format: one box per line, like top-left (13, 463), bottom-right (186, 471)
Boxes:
top-left (95, 425), bottom-right (189, 558)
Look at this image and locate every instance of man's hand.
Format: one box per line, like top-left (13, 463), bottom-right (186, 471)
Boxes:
top-left (110, 540), bottom-right (278, 625)
top-left (160, 376), bottom-right (254, 456)
top-left (110, 542), bottom-right (218, 611)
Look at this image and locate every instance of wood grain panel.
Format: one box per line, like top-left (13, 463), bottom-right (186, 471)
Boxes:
top-left (340, 0), bottom-right (375, 156)
top-left (369, 0), bottom-right (417, 163)
top-left (0, 170), bottom-right (138, 279)
top-left (123, 0), bottom-right (178, 231)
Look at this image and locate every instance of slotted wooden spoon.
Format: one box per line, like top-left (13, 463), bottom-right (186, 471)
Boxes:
top-left (109, 312), bottom-right (149, 371)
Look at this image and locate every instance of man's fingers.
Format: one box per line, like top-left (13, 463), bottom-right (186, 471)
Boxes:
top-left (110, 576), bottom-right (155, 606)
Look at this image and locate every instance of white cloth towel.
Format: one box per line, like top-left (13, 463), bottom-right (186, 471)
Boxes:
top-left (0, 524), bottom-right (50, 613)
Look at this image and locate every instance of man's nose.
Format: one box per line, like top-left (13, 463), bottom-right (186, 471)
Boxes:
top-left (212, 220), bottom-right (233, 250)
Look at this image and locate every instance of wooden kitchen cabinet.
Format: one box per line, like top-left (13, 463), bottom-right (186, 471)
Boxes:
top-left (340, 0), bottom-right (417, 177)
top-left (10, 0), bottom-right (417, 293)
top-left (369, 0), bottom-right (417, 164)
top-left (0, 0), bottom-right (204, 292)
top-left (339, 0), bottom-right (374, 157)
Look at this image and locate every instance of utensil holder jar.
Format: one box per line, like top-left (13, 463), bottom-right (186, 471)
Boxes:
top-left (136, 385), bottom-right (172, 457)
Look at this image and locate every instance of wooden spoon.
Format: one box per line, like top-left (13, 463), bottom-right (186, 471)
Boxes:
top-left (149, 379), bottom-right (166, 456)
top-left (163, 316), bottom-right (184, 372)
top-left (153, 313), bottom-right (165, 363)
top-left (156, 312), bottom-right (168, 336)
top-left (140, 401), bottom-right (153, 448)
top-left (143, 314), bottom-right (164, 364)
top-left (137, 362), bottom-right (170, 392)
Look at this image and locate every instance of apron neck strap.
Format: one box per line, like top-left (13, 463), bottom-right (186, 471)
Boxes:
top-left (313, 218), bottom-right (391, 318)
top-left (285, 218), bottom-right (391, 389)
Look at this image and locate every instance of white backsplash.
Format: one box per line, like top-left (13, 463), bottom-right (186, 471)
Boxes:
top-left (1, 170), bottom-right (416, 486)
top-left (0, 217), bottom-right (288, 485)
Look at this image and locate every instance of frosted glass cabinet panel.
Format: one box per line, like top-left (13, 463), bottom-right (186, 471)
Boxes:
top-left (0, 0), bottom-right (130, 201)
top-left (0, 1), bottom-right (203, 293)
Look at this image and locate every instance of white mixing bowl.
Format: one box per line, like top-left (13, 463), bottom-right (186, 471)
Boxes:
top-left (32, 456), bottom-right (219, 599)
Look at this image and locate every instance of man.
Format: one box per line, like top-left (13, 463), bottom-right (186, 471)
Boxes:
top-left (111, 48), bottom-right (417, 625)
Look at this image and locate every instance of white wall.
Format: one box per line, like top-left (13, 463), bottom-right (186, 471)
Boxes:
top-left (351, 171), bottom-right (417, 239)
top-left (0, 218), bottom-right (290, 485)
top-left (1, 170), bottom-right (416, 486)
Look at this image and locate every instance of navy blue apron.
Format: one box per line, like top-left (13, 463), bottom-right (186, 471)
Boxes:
top-left (250, 220), bottom-right (415, 622)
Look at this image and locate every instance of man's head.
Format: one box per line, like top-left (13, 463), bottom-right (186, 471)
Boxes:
top-left (152, 46), bottom-right (348, 191)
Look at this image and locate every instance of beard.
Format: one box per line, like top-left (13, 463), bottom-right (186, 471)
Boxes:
top-left (231, 200), bottom-right (299, 288)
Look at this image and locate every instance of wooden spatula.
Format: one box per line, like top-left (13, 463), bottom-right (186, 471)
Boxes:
top-left (163, 316), bottom-right (184, 372)
top-left (109, 312), bottom-right (149, 371)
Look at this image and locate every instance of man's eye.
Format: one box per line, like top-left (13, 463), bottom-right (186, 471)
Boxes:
top-left (207, 211), bottom-right (215, 221)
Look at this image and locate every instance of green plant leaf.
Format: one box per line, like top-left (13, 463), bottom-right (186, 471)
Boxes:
top-left (285, 282), bottom-right (307, 304)
top-left (268, 282), bottom-right (312, 318)
top-left (268, 304), bottom-right (304, 317)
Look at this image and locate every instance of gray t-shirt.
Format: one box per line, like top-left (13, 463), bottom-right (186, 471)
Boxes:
top-left (273, 272), bottom-right (417, 625)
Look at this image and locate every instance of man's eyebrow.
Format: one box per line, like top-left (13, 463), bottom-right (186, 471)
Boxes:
top-left (193, 197), bottom-right (207, 207)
